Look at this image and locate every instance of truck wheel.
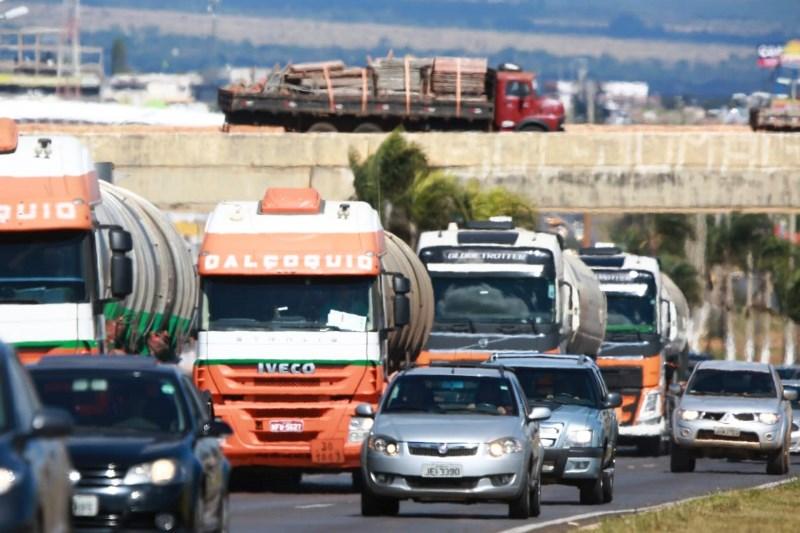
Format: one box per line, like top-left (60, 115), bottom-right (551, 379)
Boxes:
top-left (354, 122), bottom-right (383, 133)
top-left (360, 486), bottom-right (399, 516)
top-left (519, 123), bottom-right (547, 132)
top-left (602, 469), bottom-right (614, 503)
top-left (766, 441), bottom-right (790, 475)
top-left (579, 476), bottom-right (604, 505)
top-left (508, 469), bottom-right (531, 519)
top-left (670, 444), bottom-right (695, 473)
top-left (307, 121), bottom-right (338, 133)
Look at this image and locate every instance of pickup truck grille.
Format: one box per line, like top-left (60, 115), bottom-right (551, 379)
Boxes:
top-left (696, 430), bottom-right (759, 443)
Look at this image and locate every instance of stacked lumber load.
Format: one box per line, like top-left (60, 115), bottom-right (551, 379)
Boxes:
top-left (283, 61), bottom-right (373, 96)
top-left (370, 56), bottom-right (433, 96)
top-left (431, 57), bottom-right (488, 99)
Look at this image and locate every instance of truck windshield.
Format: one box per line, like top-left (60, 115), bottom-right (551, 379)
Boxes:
top-left (0, 230), bottom-right (90, 304)
top-left (383, 375), bottom-right (518, 416)
top-left (511, 367), bottom-right (600, 408)
top-left (605, 294), bottom-right (657, 334)
top-left (201, 275), bottom-right (375, 332)
top-left (687, 369), bottom-right (776, 398)
top-left (431, 275), bottom-right (555, 330)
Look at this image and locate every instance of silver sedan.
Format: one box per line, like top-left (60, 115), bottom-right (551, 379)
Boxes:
top-left (359, 365), bottom-right (550, 519)
top-left (671, 360), bottom-right (796, 475)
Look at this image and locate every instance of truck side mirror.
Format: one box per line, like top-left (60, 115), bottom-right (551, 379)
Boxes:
top-left (393, 275), bottom-right (411, 295)
top-left (109, 228), bottom-right (133, 253)
top-left (110, 255), bottom-right (133, 299)
top-left (394, 295), bottom-right (410, 327)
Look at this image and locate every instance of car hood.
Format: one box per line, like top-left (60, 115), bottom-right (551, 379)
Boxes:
top-left (67, 433), bottom-right (188, 469)
top-left (539, 404), bottom-right (596, 428)
top-left (374, 414), bottom-right (522, 443)
top-left (679, 395), bottom-right (781, 413)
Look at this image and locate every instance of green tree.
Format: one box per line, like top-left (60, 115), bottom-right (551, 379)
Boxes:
top-left (111, 37), bottom-right (130, 75)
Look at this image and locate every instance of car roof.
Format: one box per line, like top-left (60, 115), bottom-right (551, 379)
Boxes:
top-left (695, 360), bottom-right (772, 373)
top-left (491, 353), bottom-right (597, 369)
top-left (401, 365), bottom-right (508, 378)
top-left (30, 355), bottom-right (181, 376)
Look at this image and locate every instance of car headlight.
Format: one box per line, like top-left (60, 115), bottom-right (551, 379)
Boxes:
top-left (680, 409), bottom-right (700, 421)
top-left (758, 413), bottom-right (780, 425)
top-left (0, 468), bottom-right (17, 495)
top-left (566, 428), bottom-right (593, 446)
top-left (348, 416), bottom-right (374, 443)
top-left (487, 438), bottom-right (523, 457)
top-left (367, 435), bottom-right (399, 456)
top-left (123, 459), bottom-right (179, 486)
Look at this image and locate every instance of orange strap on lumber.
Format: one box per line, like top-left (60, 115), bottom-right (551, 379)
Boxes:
top-left (361, 68), bottom-right (368, 113)
top-left (404, 56), bottom-right (411, 115)
top-left (323, 65), bottom-right (335, 112)
top-left (456, 57), bottom-right (462, 118)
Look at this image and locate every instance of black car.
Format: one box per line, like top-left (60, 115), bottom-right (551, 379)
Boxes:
top-left (30, 356), bottom-right (232, 532)
top-left (0, 342), bottom-right (73, 533)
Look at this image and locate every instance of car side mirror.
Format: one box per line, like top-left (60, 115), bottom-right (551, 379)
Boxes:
top-left (30, 408), bottom-right (73, 439)
top-left (355, 403), bottom-right (375, 418)
top-left (784, 389), bottom-right (798, 402)
top-left (604, 392), bottom-right (622, 409)
top-left (200, 389), bottom-right (215, 419)
top-left (202, 418), bottom-right (233, 438)
top-left (394, 295), bottom-right (410, 328)
top-left (669, 383), bottom-right (684, 396)
top-left (528, 407), bottom-right (551, 422)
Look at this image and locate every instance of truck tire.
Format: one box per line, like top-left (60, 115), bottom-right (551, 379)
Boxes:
top-left (670, 444), bottom-right (695, 473)
top-left (360, 486), bottom-right (399, 516)
top-left (307, 121), bottom-right (338, 133)
top-left (519, 123), bottom-right (547, 132)
top-left (354, 122), bottom-right (383, 133)
top-left (579, 476), bottom-right (604, 505)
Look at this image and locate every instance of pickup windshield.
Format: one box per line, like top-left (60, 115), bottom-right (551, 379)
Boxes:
top-left (687, 369), bottom-right (777, 398)
top-left (431, 275), bottom-right (555, 331)
top-left (201, 275), bottom-right (375, 332)
top-left (383, 375), bottom-right (519, 416)
top-left (512, 367), bottom-right (600, 408)
top-left (0, 230), bottom-right (90, 304)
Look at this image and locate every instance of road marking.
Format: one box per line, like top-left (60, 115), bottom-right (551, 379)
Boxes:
top-left (642, 463), bottom-right (656, 468)
top-left (496, 476), bottom-right (799, 533)
top-left (295, 503), bottom-right (335, 509)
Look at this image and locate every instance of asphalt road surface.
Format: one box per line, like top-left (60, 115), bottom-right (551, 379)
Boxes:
top-left (229, 450), bottom-right (800, 532)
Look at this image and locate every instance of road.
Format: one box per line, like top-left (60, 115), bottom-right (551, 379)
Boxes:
top-left (228, 451), bottom-right (799, 532)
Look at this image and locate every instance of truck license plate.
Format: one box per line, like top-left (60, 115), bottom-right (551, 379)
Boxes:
top-left (714, 426), bottom-right (740, 437)
top-left (422, 464), bottom-right (463, 478)
top-left (270, 420), bottom-right (304, 433)
top-left (72, 494), bottom-right (99, 517)
top-left (311, 439), bottom-right (345, 464)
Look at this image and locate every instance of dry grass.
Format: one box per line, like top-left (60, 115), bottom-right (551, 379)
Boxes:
top-left (595, 479), bottom-right (800, 533)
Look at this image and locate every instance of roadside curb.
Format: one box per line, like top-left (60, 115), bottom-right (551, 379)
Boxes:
top-left (497, 476), bottom-right (800, 533)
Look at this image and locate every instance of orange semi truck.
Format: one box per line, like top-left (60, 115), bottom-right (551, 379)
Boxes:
top-left (580, 245), bottom-right (689, 455)
top-left (193, 188), bottom-right (433, 485)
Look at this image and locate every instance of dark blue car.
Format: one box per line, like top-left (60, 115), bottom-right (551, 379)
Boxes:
top-left (30, 356), bottom-right (232, 532)
top-left (0, 342), bottom-right (73, 533)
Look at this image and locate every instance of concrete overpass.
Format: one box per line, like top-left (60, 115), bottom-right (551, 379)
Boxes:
top-left (71, 130), bottom-right (800, 213)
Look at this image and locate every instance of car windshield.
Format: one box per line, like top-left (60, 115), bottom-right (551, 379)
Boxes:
top-left (431, 275), bottom-right (556, 330)
top-left (687, 369), bottom-right (777, 398)
top-left (383, 374), bottom-right (519, 416)
top-left (31, 370), bottom-right (188, 435)
top-left (511, 367), bottom-right (600, 408)
top-left (0, 230), bottom-right (90, 304)
top-left (201, 275), bottom-right (375, 332)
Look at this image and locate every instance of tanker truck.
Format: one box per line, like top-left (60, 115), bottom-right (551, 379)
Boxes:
top-left (193, 187), bottom-right (433, 485)
top-left (579, 244), bottom-right (690, 455)
top-left (0, 118), bottom-right (196, 363)
top-left (415, 218), bottom-right (606, 363)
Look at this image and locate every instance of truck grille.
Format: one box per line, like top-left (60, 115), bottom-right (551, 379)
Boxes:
top-left (407, 443), bottom-right (478, 457)
top-left (600, 367), bottom-right (643, 391)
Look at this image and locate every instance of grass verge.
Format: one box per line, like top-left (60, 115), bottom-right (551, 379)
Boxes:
top-left (593, 478), bottom-right (800, 533)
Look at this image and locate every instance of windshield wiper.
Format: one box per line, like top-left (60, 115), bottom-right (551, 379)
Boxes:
top-left (438, 320), bottom-right (475, 333)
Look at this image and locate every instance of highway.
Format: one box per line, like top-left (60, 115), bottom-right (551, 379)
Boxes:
top-left (228, 450), bottom-right (799, 532)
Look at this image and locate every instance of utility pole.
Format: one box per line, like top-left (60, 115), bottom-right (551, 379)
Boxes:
top-left (58, 0), bottom-right (80, 97)
top-left (744, 251), bottom-right (755, 362)
top-left (785, 214), bottom-right (797, 365)
top-left (725, 271), bottom-right (737, 361)
top-left (760, 272), bottom-right (772, 364)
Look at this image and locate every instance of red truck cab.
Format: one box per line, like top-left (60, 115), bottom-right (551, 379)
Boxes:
top-left (493, 67), bottom-right (565, 132)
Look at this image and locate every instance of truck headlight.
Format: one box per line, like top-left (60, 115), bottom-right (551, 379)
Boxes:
top-left (0, 468), bottom-right (17, 495)
top-left (566, 428), bottom-right (593, 446)
top-left (348, 416), bottom-right (374, 443)
top-left (487, 438), bottom-right (523, 457)
top-left (679, 409), bottom-right (700, 421)
top-left (758, 413), bottom-right (779, 425)
top-left (639, 390), bottom-right (662, 420)
top-left (123, 459), bottom-right (179, 486)
top-left (368, 435), bottom-right (399, 456)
